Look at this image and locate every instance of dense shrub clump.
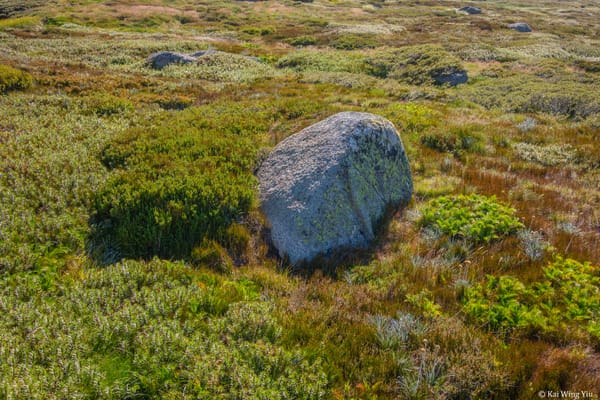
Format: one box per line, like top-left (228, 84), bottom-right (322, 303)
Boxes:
top-left (92, 103), bottom-right (268, 260)
top-left (419, 194), bottom-right (524, 243)
top-left (365, 45), bottom-right (466, 85)
top-left (0, 260), bottom-right (329, 398)
top-left (85, 93), bottom-right (134, 116)
top-left (276, 49), bottom-right (366, 73)
top-left (420, 125), bottom-right (483, 156)
top-left (0, 64), bottom-right (33, 93)
top-left (330, 34), bottom-right (378, 50)
top-left (463, 257), bottom-right (599, 341)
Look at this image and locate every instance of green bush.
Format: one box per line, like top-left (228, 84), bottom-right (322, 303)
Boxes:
top-left (85, 93), bottom-right (133, 116)
top-left (241, 25), bottom-right (275, 36)
top-left (419, 194), bottom-right (524, 243)
top-left (420, 125), bottom-right (483, 156)
top-left (191, 239), bottom-right (233, 273)
top-left (365, 45), bottom-right (465, 85)
top-left (513, 142), bottom-right (578, 166)
top-left (0, 64), bottom-right (33, 93)
top-left (223, 223), bottom-right (251, 257)
top-left (463, 257), bottom-right (599, 340)
top-left (0, 15), bottom-right (40, 29)
top-left (575, 59), bottom-right (600, 73)
top-left (464, 275), bottom-right (548, 334)
top-left (92, 103), bottom-right (267, 260)
top-left (330, 34), bottom-right (378, 50)
top-left (276, 49), bottom-right (366, 73)
top-left (285, 35), bottom-right (318, 47)
top-left (0, 259), bottom-right (328, 398)
top-left (461, 73), bottom-right (600, 119)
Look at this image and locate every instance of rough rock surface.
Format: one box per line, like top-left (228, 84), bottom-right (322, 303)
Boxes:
top-left (433, 70), bottom-right (468, 86)
top-left (257, 112), bottom-right (412, 265)
top-left (509, 23), bottom-right (532, 32)
top-left (148, 51), bottom-right (196, 70)
top-left (458, 6), bottom-right (481, 14)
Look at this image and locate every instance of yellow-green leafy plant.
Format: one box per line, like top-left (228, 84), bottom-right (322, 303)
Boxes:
top-left (419, 194), bottom-right (524, 244)
top-left (0, 65), bottom-right (33, 93)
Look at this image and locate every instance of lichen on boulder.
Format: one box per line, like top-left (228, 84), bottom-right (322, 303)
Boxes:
top-left (257, 112), bottom-right (412, 265)
top-left (147, 51), bottom-right (196, 70)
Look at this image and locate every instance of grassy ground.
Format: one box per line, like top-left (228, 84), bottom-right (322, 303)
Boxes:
top-left (0, 0), bottom-right (599, 398)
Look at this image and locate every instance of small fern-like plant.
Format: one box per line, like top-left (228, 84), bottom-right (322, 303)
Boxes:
top-left (419, 194), bottom-right (524, 244)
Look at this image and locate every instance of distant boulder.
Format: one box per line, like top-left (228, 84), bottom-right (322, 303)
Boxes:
top-left (433, 70), bottom-right (468, 86)
top-left (147, 51), bottom-right (196, 70)
top-left (148, 50), bottom-right (263, 70)
top-left (458, 6), bottom-right (481, 14)
top-left (508, 23), bottom-right (532, 32)
top-left (189, 49), bottom-right (218, 58)
top-left (257, 112), bottom-right (413, 265)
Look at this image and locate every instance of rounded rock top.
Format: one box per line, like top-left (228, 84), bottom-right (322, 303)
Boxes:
top-left (508, 22), bottom-right (533, 32)
top-left (257, 111), bottom-right (413, 266)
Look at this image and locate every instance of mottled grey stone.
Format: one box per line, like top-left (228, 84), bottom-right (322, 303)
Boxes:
top-left (147, 51), bottom-right (196, 70)
top-left (433, 70), bottom-right (468, 86)
top-left (458, 6), bottom-right (481, 14)
top-left (508, 23), bottom-right (532, 32)
top-left (257, 112), bottom-right (413, 265)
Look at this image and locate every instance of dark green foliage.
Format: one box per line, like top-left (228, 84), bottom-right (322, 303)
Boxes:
top-left (85, 93), bottom-right (133, 116)
top-left (93, 103), bottom-right (268, 260)
top-left (191, 239), bottom-right (233, 273)
top-left (0, 0), bottom-right (44, 18)
top-left (285, 35), bottom-right (318, 47)
top-left (462, 73), bottom-right (600, 119)
top-left (463, 257), bottom-right (599, 341)
top-left (365, 45), bottom-right (465, 85)
top-left (275, 50), bottom-right (366, 73)
top-left (575, 59), bottom-right (600, 73)
top-left (241, 25), bottom-right (275, 36)
top-left (420, 194), bottom-right (524, 243)
top-left (0, 64), bottom-right (33, 93)
top-left (223, 223), bottom-right (251, 257)
top-left (420, 125), bottom-right (483, 156)
top-left (0, 259), bottom-right (328, 398)
top-left (330, 34), bottom-right (378, 50)
top-left (522, 93), bottom-right (600, 119)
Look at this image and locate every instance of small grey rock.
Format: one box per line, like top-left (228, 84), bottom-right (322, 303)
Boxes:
top-left (433, 70), bottom-right (468, 86)
top-left (258, 112), bottom-right (413, 265)
top-left (147, 51), bottom-right (196, 70)
top-left (189, 49), bottom-right (218, 58)
top-left (508, 23), bottom-right (532, 32)
top-left (517, 117), bottom-right (537, 132)
top-left (458, 6), bottom-right (481, 14)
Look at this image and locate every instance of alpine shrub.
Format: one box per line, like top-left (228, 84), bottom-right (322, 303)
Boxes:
top-left (0, 64), bottom-right (33, 93)
top-left (419, 194), bottom-right (524, 243)
top-left (92, 103), bottom-right (267, 260)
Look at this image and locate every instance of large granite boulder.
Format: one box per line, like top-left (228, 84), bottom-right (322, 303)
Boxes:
top-left (257, 112), bottom-right (412, 265)
top-left (147, 51), bottom-right (196, 70)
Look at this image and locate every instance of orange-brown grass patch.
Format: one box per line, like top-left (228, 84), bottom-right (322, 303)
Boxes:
top-left (279, 275), bottom-right (400, 396)
top-left (461, 163), bottom-right (600, 264)
top-left (528, 346), bottom-right (600, 394)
